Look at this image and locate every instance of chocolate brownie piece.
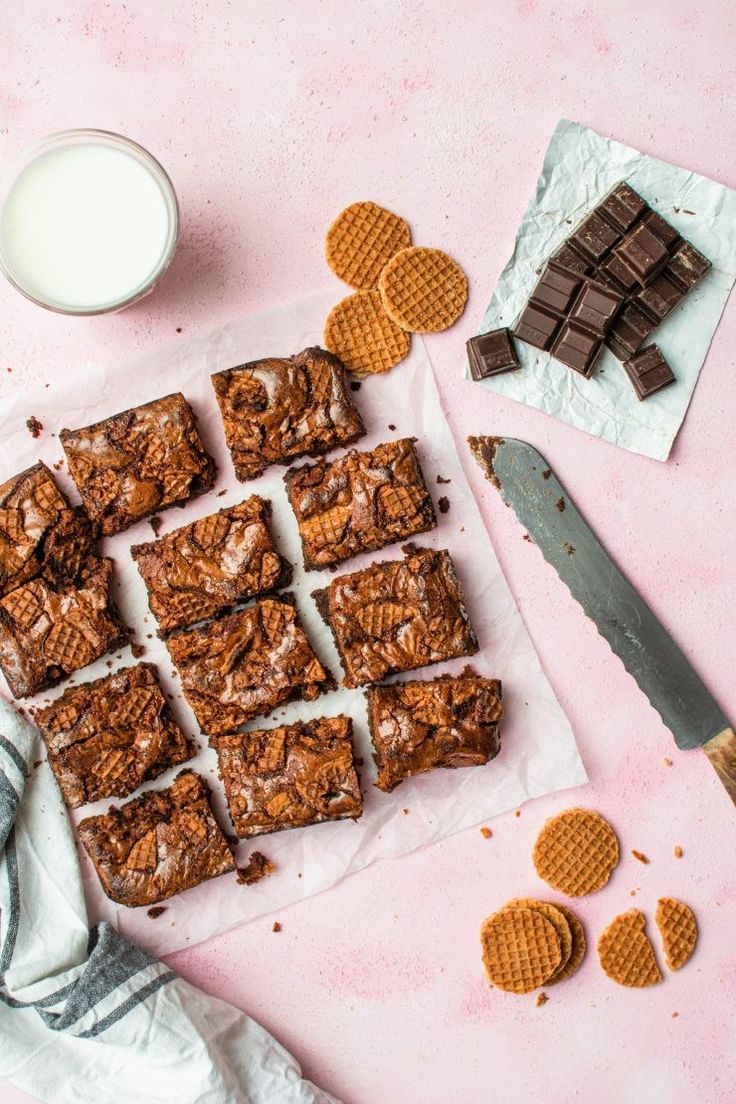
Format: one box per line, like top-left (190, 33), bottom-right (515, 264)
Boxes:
top-left (166, 594), bottom-right (334, 735)
top-left (313, 546), bottom-right (478, 688)
top-left (366, 669), bottom-right (503, 793)
top-left (212, 715), bottom-right (363, 838)
top-left (131, 496), bottom-right (291, 634)
top-left (78, 770), bottom-right (234, 907)
top-left (211, 346), bottom-right (366, 481)
top-left (0, 558), bottom-right (128, 698)
top-left (60, 393), bottom-right (216, 536)
top-left (0, 462), bottom-right (96, 597)
top-left (34, 663), bottom-right (193, 808)
top-left (284, 438), bottom-right (436, 571)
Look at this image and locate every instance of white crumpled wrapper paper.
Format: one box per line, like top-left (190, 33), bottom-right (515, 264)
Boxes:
top-left (474, 119), bottom-right (736, 461)
top-left (0, 289), bottom-right (585, 956)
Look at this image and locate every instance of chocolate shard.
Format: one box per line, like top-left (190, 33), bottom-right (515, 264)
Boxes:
top-left (467, 329), bottom-right (521, 380)
top-left (622, 345), bottom-right (675, 400)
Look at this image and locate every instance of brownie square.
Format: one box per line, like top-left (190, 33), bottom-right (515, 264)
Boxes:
top-left (211, 346), bottom-right (366, 481)
top-left (284, 438), bottom-right (436, 571)
top-left (166, 594), bottom-right (334, 735)
top-left (60, 393), bottom-right (216, 536)
top-left (366, 669), bottom-right (503, 792)
top-left (0, 462), bottom-right (96, 597)
top-left (131, 496), bottom-right (291, 634)
top-left (0, 558), bottom-right (128, 698)
top-left (313, 546), bottom-right (478, 689)
top-left (212, 715), bottom-right (363, 838)
top-left (78, 770), bottom-right (234, 907)
top-left (34, 663), bottom-right (193, 808)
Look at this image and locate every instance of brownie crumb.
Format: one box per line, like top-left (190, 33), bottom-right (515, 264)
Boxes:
top-left (237, 851), bottom-right (275, 885)
top-left (480, 826), bottom-right (492, 839)
top-left (438, 496), bottom-right (450, 514)
top-left (674, 845), bottom-right (683, 859)
top-left (33, 759), bottom-right (43, 769)
top-left (402, 808), bottom-right (409, 815)
top-left (631, 849), bottom-right (649, 864)
top-left (147, 906), bottom-right (167, 919)
top-left (672, 1011), bottom-right (679, 1018)
top-left (523, 533), bottom-right (532, 542)
top-left (542, 468), bottom-right (552, 480)
top-left (535, 992), bottom-right (549, 1007)
top-left (217, 489), bottom-right (227, 497)
top-left (149, 516), bottom-right (164, 536)
top-left (176, 327), bottom-right (182, 334)
top-left (556, 497), bottom-right (565, 512)
top-left (436, 475), bottom-right (451, 485)
top-left (26, 416), bottom-right (43, 438)
top-left (6, 367), bottom-right (12, 373)
top-left (130, 642), bottom-right (145, 658)
top-left (388, 424), bottom-right (396, 431)
top-left (349, 380), bottom-right (361, 392)
top-left (514, 810), bottom-right (521, 818)
top-left (272, 921), bottom-right (282, 933)
top-left (354, 756), bottom-right (365, 766)
top-left (564, 542), bottom-right (575, 556)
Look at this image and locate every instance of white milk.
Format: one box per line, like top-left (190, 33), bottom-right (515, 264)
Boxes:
top-left (0, 138), bottom-right (177, 313)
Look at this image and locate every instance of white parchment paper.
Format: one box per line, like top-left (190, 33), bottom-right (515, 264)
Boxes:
top-left (475, 119), bottom-right (736, 461)
top-left (0, 289), bottom-right (585, 956)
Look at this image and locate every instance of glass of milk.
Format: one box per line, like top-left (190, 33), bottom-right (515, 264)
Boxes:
top-left (0, 129), bottom-right (179, 314)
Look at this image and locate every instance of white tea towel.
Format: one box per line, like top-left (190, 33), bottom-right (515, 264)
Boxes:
top-left (0, 697), bottom-right (341, 1104)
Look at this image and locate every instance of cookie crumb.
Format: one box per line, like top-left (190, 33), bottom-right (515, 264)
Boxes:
top-left (176, 327), bottom-right (182, 334)
top-left (26, 416), bottom-right (43, 438)
top-left (480, 826), bottom-right (492, 839)
top-left (674, 846), bottom-right (683, 859)
top-left (402, 808), bottom-right (409, 815)
top-left (672, 1011), bottom-right (679, 1018)
top-left (217, 489), bottom-right (227, 497)
top-left (272, 921), bottom-right (282, 933)
top-left (237, 851), bottom-right (275, 885)
top-left (535, 992), bottom-right (549, 1007)
top-left (564, 542), bottom-right (575, 556)
top-left (514, 809), bottom-right (521, 818)
top-left (631, 850), bottom-right (649, 864)
top-left (436, 474), bottom-right (451, 484)
top-left (556, 497), bottom-right (565, 512)
top-left (438, 496), bottom-right (450, 514)
top-left (663, 757), bottom-right (673, 767)
top-left (147, 906), bottom-right (167, 919)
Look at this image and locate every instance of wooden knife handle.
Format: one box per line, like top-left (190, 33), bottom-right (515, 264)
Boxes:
top-left (703, 727), bottom-right (736, 807)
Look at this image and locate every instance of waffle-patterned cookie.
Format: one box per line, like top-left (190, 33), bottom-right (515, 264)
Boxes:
top-left (655, 897), bottom-right (698, 971)
top-left (505, 898), bottom-right (573, 980)
top-left (480, 906), bottom-right (562, 994)
top-left (326, 202), bottom-right (411, 290)
top-left (598, 909), bottom-right (662, 988)
top-left (547, 903), bottom-right (587, 985)
top-left (533, 807), bottom-right (620, 896)
top-left (324, 290), bottom-right (411, 377)
top-left (378, 246), bottom-right (468, 333)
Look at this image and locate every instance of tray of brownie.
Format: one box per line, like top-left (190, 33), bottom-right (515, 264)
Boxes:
top-left (0, 288), bottom-right (584, 955)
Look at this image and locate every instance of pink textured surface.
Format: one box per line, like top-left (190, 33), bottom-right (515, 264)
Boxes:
top-left (1, 3), bottom-right (735, 1102)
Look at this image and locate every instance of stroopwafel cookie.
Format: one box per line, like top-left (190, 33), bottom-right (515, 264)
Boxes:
top-left (655, 897), bottom-right (698, 971)
top-left (533, 807), bottom-right (620, 897)
top-left (378, 246), bottom-right (468, 333)
top-left (480, 906), bottom-right (562, 994)
top-left (504, 898), bottom-right (573, 980)
top-left (598, 909), bottom-right (662, 988)
top-left (324, 289), bottom-right (411, 377)
top-left (326, 202), bottom-right (411, 290)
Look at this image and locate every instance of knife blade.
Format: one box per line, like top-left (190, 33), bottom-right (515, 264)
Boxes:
top-left (468, 435), bottom-right (736, 807)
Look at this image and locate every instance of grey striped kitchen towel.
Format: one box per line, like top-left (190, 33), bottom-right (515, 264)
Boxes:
top-left (0, 697), bottom-right (341, 1104)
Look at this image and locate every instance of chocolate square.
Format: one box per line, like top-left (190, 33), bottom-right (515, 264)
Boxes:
top-left (622, 345), bottom-right (675, 400)
top-left (569, 211), bottom-right (620, 263)
top-left (597, 252), bottom-right (640, 294)
top-left (643, 211), bottom-right (680, 249)
top-left (551, 243), bottom-right (592, 276)
top-left (568, 281), bottom-right (624, 336)
top-left (514, 303), bottom-right (560, 351)
top-left (467, 329), bottom-right (521, 379)
top-left (667, 241), bottom-right (711, 291)
top-left (530, 263), bottom-right (583, 315)
top-left (212, 716), bottom-right (363, 838)
top-left (616, 223), bottom-right (669, 282)
top-left (635, 274), bottom-right (686, 324)
top-left (550, 322), bottom-right (602, 377)
top-left (597, 182), bottom-right (648, 233)
top-left (605, 303), bottom-right (659, 361)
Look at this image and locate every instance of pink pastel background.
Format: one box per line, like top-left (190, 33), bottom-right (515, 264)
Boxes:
top-left (1, 2), bottom-right (735, 1102)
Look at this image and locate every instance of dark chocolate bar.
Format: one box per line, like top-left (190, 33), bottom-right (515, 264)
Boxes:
top-left (622, 345), bottom-right (675, 400)
top-left (467, 329), bottom-right (520, 379)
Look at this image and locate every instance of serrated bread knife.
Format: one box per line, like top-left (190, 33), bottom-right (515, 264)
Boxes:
top-left (469, 435), bottom-right (736, 807)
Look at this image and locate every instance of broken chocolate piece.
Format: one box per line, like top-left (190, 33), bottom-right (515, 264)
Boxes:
top-left (466, 328), bottom-right (521, 379)
top-left (622, 345), bottom-right (675, 400)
